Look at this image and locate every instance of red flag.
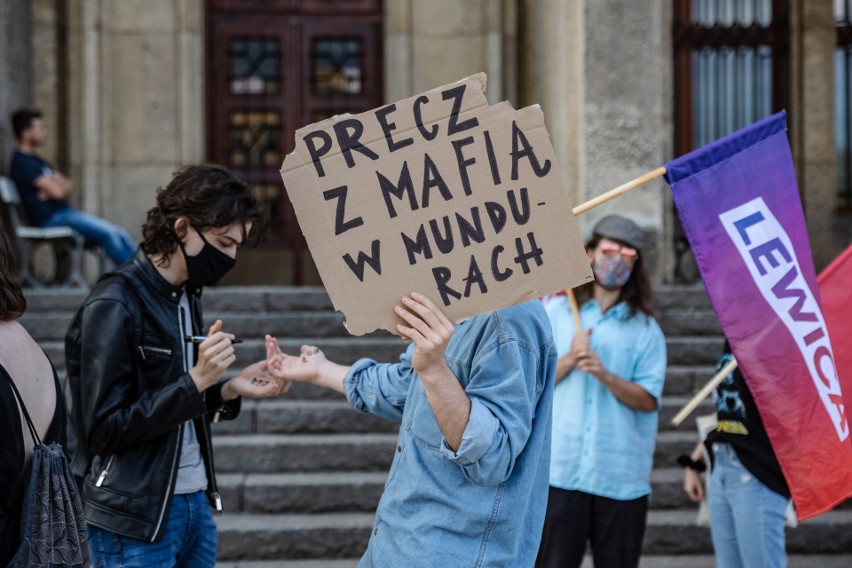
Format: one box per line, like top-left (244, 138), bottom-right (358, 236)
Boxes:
top-left (819, 245), bottom-right (852, 405)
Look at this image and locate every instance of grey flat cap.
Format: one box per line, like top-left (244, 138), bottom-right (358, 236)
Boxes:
top-left (592, 214), bottom-right (646, 251)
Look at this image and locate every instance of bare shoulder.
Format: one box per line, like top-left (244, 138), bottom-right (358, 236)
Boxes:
top-left (0, 321), bottom-right (57, 424)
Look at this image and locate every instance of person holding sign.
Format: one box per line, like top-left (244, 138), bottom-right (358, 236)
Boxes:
top-left (265, 294), bottom-right (556, 567)
top-left (535, 214), bottom-right (666, 568)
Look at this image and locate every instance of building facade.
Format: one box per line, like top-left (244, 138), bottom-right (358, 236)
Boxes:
top-left (2, 0), bottom-right (848, 285)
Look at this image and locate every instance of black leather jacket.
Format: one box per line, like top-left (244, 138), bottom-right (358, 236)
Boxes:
top-left (64, 250), bottom-right (240, 542)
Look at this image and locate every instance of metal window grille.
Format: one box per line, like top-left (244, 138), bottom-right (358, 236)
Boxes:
top-left (672, 0), bottom-right (789, 282)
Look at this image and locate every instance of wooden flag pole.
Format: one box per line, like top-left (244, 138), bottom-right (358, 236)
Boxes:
top-left (572, 166), bottom-right (668, 216)
top-left (670, 357), bottom-right (739, 428)
top-left (567, 289), bottom-right (583, 331)
top-left (566, 165), bottom-right (668, 326)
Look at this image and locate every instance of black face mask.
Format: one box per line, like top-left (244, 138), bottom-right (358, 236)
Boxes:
top-left (180, 227), bottom-right (236, 288)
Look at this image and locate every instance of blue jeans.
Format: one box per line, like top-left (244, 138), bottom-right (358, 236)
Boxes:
top-left (44, 208), bottom-right (136, 265)
top-left (87, 491), bottom-right (218, 568)
top-left (708, 443), bottom-right (788, 568)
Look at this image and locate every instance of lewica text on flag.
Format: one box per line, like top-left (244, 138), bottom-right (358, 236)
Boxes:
top-left (720, 198), bottom-right (846, 440)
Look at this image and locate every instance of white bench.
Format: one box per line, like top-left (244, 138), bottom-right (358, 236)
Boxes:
top-left (0, 175), bottom-right (88, 289)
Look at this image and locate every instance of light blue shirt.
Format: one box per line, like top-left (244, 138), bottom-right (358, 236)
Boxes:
top-left (344, 300), bottom-right (556, 568)
top-left (545, 296), bottom-right (666, 500)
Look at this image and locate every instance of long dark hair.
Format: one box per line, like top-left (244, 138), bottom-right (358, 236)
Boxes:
top-left (573, 235), bottom-right (657, 317)
top-left (0, 222), bottom-right (26, 321)
top-left (141, 164), bottom-right (261, 265)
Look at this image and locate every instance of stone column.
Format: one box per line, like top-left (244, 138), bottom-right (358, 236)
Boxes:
top-left (520, 0), bottom-right (672, 278)
top-left (518, 0), bottom-right (584, 217)
top-left (0, 0), bottom-right (33, 175)
top-left (790, 0), bottom-right (842, 270)
top-left (32, 0), bottom-right (62, 167)
top-left (65, 0), bottom-right (204, 242)
top-left (384, 0), bottom-right (510, 103)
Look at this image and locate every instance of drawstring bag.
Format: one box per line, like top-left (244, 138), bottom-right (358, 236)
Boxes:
top-left (4, 374), bottom-right (88, 568)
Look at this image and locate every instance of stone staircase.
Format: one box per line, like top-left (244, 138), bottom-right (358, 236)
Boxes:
top-left (20, 285), bottom-right (852, 567)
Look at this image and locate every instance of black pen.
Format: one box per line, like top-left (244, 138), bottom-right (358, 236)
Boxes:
top-left (184, 335), bottom-right (244, 345)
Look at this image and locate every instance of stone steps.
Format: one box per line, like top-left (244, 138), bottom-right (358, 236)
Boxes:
top-left (211, 399), bottom-right (401, 435)
top-left (216, 556), bottom-right (852, 568)
top-left (41, 285), bottom-right (852, 565)
top-left (36, 336), bottom-right (407, 374)
top-left (213, 467), bottom-right (709, 517)
top-left (35, 336), bottom-right (722, 377)
top-left (215, 466), bottom-right (852, 516)
top-left (211, 430), bottom-right (696, 475)
top-left (213, 509), bottom-right (852, 561)
top-left (215, 512), bottom-right (373, 560)
top-left (211, 397), bottom-right (710, 437)
top-left (17, 307), bottom-right (721, 340)
top-left (217, 471), bottom-right (387, 514)
top-left (213, 433), bottom-right (400, 473)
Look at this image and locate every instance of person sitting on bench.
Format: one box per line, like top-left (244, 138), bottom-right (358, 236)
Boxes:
top-left (8, 109), bottom-right (136, 266)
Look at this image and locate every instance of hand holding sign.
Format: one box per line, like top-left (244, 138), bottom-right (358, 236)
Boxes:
top-left (394, 292), bottom-right (455, 376)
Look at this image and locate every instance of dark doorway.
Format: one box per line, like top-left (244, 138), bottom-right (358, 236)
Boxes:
top-left (206, 0), bottom-right (384, 285)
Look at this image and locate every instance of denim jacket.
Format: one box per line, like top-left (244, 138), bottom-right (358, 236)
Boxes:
top-left (344, 300), bottom-right (556, 567)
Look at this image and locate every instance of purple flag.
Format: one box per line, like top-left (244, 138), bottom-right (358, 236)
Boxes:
top-left (665, 111), bottom-right (852, 520)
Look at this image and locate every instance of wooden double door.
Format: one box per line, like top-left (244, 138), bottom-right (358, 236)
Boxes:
top-left (206, 0), bottom-right (383, 284)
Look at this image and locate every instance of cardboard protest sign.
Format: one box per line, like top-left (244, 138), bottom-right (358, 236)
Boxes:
top-left (281, 73), bottom-right (592, 335)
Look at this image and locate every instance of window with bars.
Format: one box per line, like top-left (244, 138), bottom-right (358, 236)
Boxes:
top-left (836, 0), bottom-right (852, 210)
top-left (672, 0), bottom-right (789, 282)
top-left (674, 0), bottom-right (789, 155)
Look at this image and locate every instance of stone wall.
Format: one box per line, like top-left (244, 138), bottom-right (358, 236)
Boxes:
top-left (26, 0), bottom-right (846, 282)
top-left (385, 0), bottom-right (516, 104)
top-left (0, 0), bottom-right (33, 176)
top-left (62, 0), bottom-right (204, 242)
top-left (790, 0), bottom-right (846, 270)
top-left (519, 0), bottom-right (672, 278)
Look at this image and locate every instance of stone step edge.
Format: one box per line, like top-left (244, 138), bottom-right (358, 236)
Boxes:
top-left (217, 471), bottom-right (388, 486)
top-left (215, 509), bottom-right (852, 532)
top-left (213, 433), bottom-right (400, 446)
top-left (213, 430), bottom-right (695, 444)
top-left (215, 555), bottom-right (852, 568)
top-left (217, 467), bottom-right (688, 486)
top-left (231, 396), bottom-right (711, 409)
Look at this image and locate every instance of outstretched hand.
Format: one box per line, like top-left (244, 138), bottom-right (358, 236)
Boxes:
top-left (394, 292), bottom-right (454, 376)
top-left (265, 335), bottom-right (326, 383)
top-left (222, 359), bottom-right (291, 400)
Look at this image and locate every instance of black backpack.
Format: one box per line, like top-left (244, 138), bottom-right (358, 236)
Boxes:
top-left (3, 372), bottom-right (88, 568)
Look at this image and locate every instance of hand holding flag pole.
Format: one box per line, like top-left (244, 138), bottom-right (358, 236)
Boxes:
top-left (670, 357), bottom-right (739, 428)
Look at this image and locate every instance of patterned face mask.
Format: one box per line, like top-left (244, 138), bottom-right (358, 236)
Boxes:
top-left (592, 254), bottom-right (633, 290)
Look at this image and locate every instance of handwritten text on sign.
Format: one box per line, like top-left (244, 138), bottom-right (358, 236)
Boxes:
top-left (281, 73), bottom-right (591, 335)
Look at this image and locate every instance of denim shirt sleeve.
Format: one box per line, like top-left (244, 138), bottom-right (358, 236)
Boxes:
top-left (344, 350), bottom-right (414, 422)
top-left (438, 337), bottom-right (543, 486)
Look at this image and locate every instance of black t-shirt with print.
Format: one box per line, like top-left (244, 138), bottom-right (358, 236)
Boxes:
top-left (705, 352), bottom-right (790, 498)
